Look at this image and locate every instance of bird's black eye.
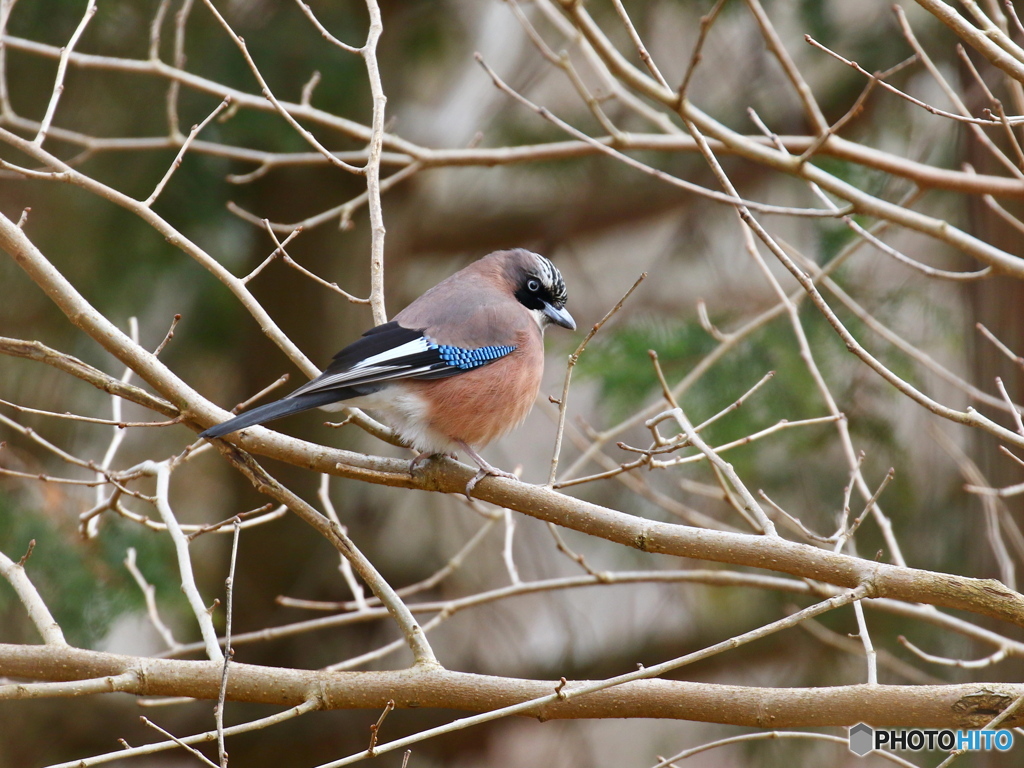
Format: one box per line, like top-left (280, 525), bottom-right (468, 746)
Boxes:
top-left (527, 279), bottom-right (541, 292)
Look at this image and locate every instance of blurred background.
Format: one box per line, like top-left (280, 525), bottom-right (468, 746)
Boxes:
top-left (2, 0), bottom-right (1024, 765)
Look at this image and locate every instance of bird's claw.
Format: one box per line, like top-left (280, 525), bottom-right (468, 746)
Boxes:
top-left (409, 452), bottom-right (431, 475)
top-left (409, 451), bottom-right (458, 476)
top-left (464, 465), bottom-right (517, 500)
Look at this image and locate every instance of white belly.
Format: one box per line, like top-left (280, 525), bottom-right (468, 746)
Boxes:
top-left (320, 386), bottom-right (458, 455)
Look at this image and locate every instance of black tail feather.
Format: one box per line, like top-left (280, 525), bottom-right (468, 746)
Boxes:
top-left (199, 389), bottom-right (354, 439)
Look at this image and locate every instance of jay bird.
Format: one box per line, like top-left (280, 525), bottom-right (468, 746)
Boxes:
top-left (200, 248), bottom-right (575, 493)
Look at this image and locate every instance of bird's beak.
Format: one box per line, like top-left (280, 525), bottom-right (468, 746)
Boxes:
top-left (543, 302), bottom-right (576, 331)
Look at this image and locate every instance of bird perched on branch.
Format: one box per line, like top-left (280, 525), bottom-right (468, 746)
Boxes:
top-left (200, 248), bottom-right (575, 494)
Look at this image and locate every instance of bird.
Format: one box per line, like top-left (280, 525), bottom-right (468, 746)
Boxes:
top-left (200, 248), bottom-right (575, 495)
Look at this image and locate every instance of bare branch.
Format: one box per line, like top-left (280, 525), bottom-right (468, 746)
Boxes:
top-left (125, 547), bottom-right (181, 652)
top-left (295, 2), bottom-right (361, 54)
top-left (547, 271), bottom-right (646, 487)
top-left (0, 542), bottom-right (66, 645)
top-left (144, 96), bottom-right (232, 206)
top-left (360, 0), bottom-right (387, 325)
top-left (144, 460), bottom-right (224, 662)
top-left (32, 0), bottom-right (97, 147)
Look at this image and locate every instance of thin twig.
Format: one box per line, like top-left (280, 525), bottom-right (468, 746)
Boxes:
top-left (835, 469), bottom-right (895, 550)
top-left (200, 0), bottom-right (362, 174)
top-left (610, 0), bottom-right (669, 89)
top-left (186, 504), bottom-right (283, 540)
top-left (140, 717), bottom-right (220, 768)
top-left (652, 731), bottom-right (918, 768)
top-left (501, 508), bottom-right (521, 585)
top-left (48, 699), bottom-right (321, 767)
top-left (546, 523), bottom-right (605, 578)
top-left (678, 0), bottom-right (726, 102)
top-left (649, 351), bottom-right (778, 536)
top-left (957, 43), bottom-right (1024, 171)
top-left (798, 616), bottom-right (943, 685)
top-left (361, 0), bottom-right (388, 325)
top-left (300, 69), bottom-right (321, 107)
top-left (125, 547), bottom-right (181, 652)
top-left (474, 54), bottom-right (848, 220)
top-left (294, 1), bottom-right (361, 54)
top-left (547, 272), bottom-right (646, 487)
top-left (851, 600), bottom-right (877, 685)
top-left (166, 0), bottom-right (196, 138)
top-left (978, 323), bottom-right (1024, 368)
top-left (745, 0), bottom-right (828, 134)
top-left (804, 35), bottom-right (1012, 128)
top-left (227, 162), bottom-right (421, 235)
top-left (892, 6), bottom-right (1024, 179)
top-left (33, 0), bottom-right (97, 147)
top-left (146, 460), bottom-right (224, 661)
top-left (216, 520), bottom-right (241, 767)
top-left (148, 0), bottom-right (174, 60)
top-left (996, 377), bottom-right (1024, 436)
top-left (145, 96), bottom-right (232, 206)
top-left (87, 317), bottom-right (142, 538)
top-left (366, 700), bottom-right (395, 756)
top-left (319, 474), bottom-right (367, 610)
top-left (933, 424), bottom-right (1020, 589)
top-left (283, 254), bottom-right (372, 303)
top-left (899, 636), bottom-right (1008, 669)
top-left (242, 222), bottom-right (303, 283)
top-left (153, 313), bottom-right (182, 357)
top-left (0, 398), bottom-right (176, 427)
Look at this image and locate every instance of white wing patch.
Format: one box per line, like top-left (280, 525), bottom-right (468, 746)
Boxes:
top-left (288, 337), bottom-right (437, 398)
top-left (353, 337), bottom-right (433, 369)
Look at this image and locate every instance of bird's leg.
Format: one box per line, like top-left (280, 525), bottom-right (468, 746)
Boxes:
top-left (456, 440), bottom-right (517, 499)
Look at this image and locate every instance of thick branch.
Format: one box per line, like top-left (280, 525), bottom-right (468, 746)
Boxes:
top-left (0, 643), bottom-right (1021, 728)
top-left (196, 425), bottom-right (1024, 631)
top-left (916, 0), bottom-right (1024, 84)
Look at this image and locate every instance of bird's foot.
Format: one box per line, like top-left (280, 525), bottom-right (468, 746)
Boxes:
top-left (409, 452), bottom-right (432, 475)
top-left (457, 440), bottom-right (517, 499)
top-left (409, 451), bottom-right (457, 476)
top-left (465, 465), bottom-right (517, 499)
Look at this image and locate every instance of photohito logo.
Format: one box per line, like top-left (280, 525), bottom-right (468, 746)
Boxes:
top-left (848, 724), bottom-right (1014, 756)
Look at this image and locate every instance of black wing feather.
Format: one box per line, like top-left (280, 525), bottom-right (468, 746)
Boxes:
top-left (201, 321), bottom-right (512, 438)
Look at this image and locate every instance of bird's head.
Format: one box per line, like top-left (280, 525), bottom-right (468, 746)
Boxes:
top-left (501, 249), bottom-right (576, 332)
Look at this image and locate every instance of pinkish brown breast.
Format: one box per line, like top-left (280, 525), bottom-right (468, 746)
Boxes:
top-left (405, 329), bottom-right (544, 448)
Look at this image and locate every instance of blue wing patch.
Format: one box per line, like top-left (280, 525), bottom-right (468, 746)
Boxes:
top-left (288, 321), bottom-right (517, 397)
top-left (435, 344), bottom-right (516, 370)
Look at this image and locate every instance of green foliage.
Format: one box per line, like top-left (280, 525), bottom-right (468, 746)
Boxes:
top-left (577, 314), bottom-right (827, 430)
top-left (0, 492), bottom-right (178, 648)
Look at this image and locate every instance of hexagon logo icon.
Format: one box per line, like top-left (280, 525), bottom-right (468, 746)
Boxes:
top-left (849, 723), bottom-right (874, 756)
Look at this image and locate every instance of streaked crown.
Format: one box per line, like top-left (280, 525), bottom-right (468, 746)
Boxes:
top-left (529, 252), bottom-right (568, 307)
